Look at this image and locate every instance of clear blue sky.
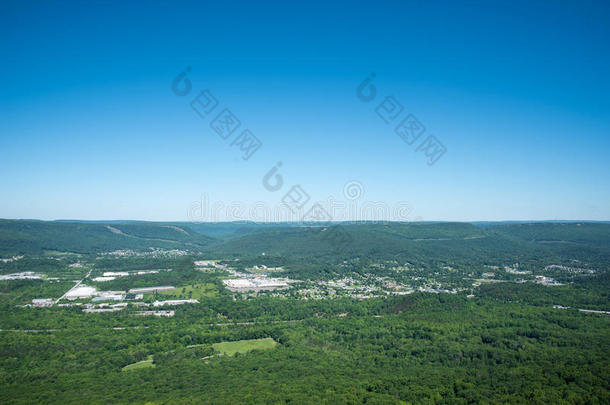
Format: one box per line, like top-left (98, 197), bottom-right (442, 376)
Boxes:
top-left (1, 0), bottom-right (609, 221)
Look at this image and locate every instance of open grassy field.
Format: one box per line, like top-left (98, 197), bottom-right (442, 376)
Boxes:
top-left (212, 338), bottom-right (277, 356)
top-left (122, 356), bottom-right (155, 371)
top-left (158, 282), bottom-right (218, 299)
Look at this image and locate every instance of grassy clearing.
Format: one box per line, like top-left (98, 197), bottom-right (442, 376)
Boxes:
top-left (158, 282), bottom-right (218, 299)
top-left (122, 356), bottom-right (155, 371)
top-left (212, 338), bottom-right (277, 356)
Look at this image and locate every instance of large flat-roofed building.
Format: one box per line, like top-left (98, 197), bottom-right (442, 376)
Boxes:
top-left (194, 260), bottom-right (216, 267)
top-left (93, 276), bottom-right (116, 282)
top-left (65, 286), bottom-right (98, 299)
top-left (136, 310), bottom-right (175, 317)
top-left (32, 298), bottom-right (54, 307)
top-left (223, 278), bottom-right (289, 292)
top-left (224, 279), bottom-right (254, 289)
top-left (152, 299), bottom-right (199, 306)
top-left (92, 295), bottom-right (123, 302)
top-left (128, 286), bottom-right (175, 294)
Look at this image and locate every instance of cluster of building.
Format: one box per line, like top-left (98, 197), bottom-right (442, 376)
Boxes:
top-left (56, 298), bottom-right (198, 314)
top-left (136, 310), bottom-right (175, 317)
top-left (291, 276), bottom-right (416, 300)
top-left (535, 275), bottom-right (563, 285)
top-left (418, 286), bottom-right (457, 294)
top-left (63, 285), bottom-right (178, 300)
top-left (194, 260), bottom-right (230, 273)
top-left (101, 249), bottom-right (188, 257)
top-left (28, 285), bottom-right (183, 309)
top-left (83, 303), bottom-right (127, 313)
top-left (219, 263), bottom-right (292, 292)
top-left (0, 255), bottom-right (24, 263)
top-left (0, 272), bottom-right (44, 281)
top-left (247, 265), bottom-right (284, 272)
top-left (504, 267), bottom-right (532, 275)
top-left (194, 260), bottom-right (218, 267)
top-left (544, 264), bottom-right (596, 274)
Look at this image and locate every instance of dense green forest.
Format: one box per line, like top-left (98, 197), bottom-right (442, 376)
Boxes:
top-left (1, 294), bottom-right (608, 404)
top-left (0, 220), bottom-right (609, 404)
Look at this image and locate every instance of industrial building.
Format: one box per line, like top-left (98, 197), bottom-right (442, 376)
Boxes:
top-left (128, 286), bottom-right (175, 294)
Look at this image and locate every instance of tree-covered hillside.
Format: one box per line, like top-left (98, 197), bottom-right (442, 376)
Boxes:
top-left (0, 220), bottom-right (214, 255)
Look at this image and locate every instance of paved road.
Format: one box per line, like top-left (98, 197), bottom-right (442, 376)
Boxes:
top-left (55, 268), bottom-right (93, 304)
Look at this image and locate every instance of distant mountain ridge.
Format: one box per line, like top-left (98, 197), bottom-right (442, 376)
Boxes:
top-left (0, 219), bottom-right (215, 255)
top-left (1, 220), bottom-right (609, 262)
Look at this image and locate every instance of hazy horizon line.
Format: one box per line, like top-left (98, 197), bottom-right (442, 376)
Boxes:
top-left (2, 218), bottom-right (610, 224)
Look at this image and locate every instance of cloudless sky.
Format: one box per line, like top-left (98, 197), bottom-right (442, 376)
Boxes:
top-left (1, 0), bottom-right (609, 221)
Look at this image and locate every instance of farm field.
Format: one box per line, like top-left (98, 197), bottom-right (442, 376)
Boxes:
top-left (122, 357), bottom-right (155, 372)
top-left (157, 282), bottom-right (218, 300)
top-left (212, 338), bottom-right (278, 356)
